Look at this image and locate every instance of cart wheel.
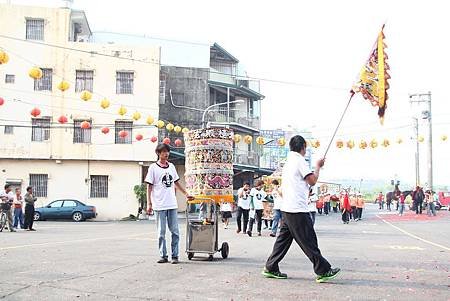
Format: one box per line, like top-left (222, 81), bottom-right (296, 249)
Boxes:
top-left (221, 242), bottom-right (229, 259)
top-left (187, 252), bottom-right (194, 260)
top-left (208, 255), bottom-right (214, 261)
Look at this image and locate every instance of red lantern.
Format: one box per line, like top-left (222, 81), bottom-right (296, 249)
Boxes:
top-left (0, 97), bottom-right (4, 106)
top-left (151, 136), bottom-right (158, 143)
top-left (163, 137), bottom-right (171, 145)
top-left (119, 130), bottom-right (128, 138)
top-left (174, 138), bottom-right (183, 147)
top-left (58, 115), bottom-right (68, 124)
top-left (101, 127), bottom-right (110, 134)
top-left (80, 121), bottom-right (91, 129)
top-left (30, 107), bottom-right (41, 117)
top-left (136, 134), bottom-right (143, 141)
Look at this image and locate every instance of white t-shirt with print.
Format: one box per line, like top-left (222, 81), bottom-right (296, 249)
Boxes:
top-left (237, 188), bottom-right (251, 209)
top-left (250, 188), bottom-right (267, 210)
top-left (280, 151), bottom-right (314, 213)
top-left (272, 187), bottom-right (283, 210)
top-left (145, 162), bottom-right (180, 211)
top-left (0, 191), bottom-right (14, 203)
top-left (220, 202), bottom-right (232, 212)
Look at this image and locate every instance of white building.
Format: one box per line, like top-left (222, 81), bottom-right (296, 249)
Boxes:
top-left (0, 3), bottom-right (161, 220)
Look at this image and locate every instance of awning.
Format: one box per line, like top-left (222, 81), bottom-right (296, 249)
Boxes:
top-left (208, 81), bottom-right (265, 100)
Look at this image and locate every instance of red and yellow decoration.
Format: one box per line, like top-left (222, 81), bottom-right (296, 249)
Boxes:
top-left (174, 138), bottom-right (183, 147)
top-left (57, 115), bottom-right (68, 124)
top-left (312, 140), bottom-right (320, 148)
top-left (80, 121), bottom-right (91, 129)
top-left (370, 139), bottom-right (378, 148)
top-left (256, 136), bottom-right (265, 145)
top-left (397, 137), bottom-right (403, 144)
top-left (101, 127), bottom-right (110, 134)
top-left (118, 130), bottom-right (128, 138)
top-left (166, 123), bottom-right (174, 132)
top-left (277, 137), bottom-right (286, 147)
top-left (336, 140), bottom-right (344, 149)
top-left (234, 134), bottom-right (242, 143)
top-left (352, 25), bottom-right (390, 124)
top-left (132, 111), bottom-right (141, 121)
top-left (174, 125), bottom-right (182, 134)
top-left (100, 98), bottom-right (110, 109)
top-left (163, 137), bottom-right (171, 145)
top-left (346, 140), bottom-right (355, 149)
top-left (418, 136), bottom-right (425, 143)
top-left (382, 138), bottom-right (390, 147)
top-left (441, 135), bottom-right (448, 142)
top-left (118, 106), bottom-right (127, 116)
top-left (359, 140), bottom-right (367, 149)
top-left (0, 50), bottom-right (9, 64)
top-left (150, 136), bottom-right (158, 143)
top-left (156, 120), bottom-right (165, 129)
top-left (182, 127), bottom-right (189, 134)
top-left (28, 67), bottom-right (42, 79)
top-left (244, 135), bottom-right (253, 145)
top-left (135, 134), bottom-right (143, 141)
top-left (80, 90), bottom-right (92, 101)
top-left (30, 107), bottom-right (41, 117)
top-left (0, 97), bottom-right (5, 106)
top-left (146, 116), bottom-right (155, 125)
top-left (57, 81), bottom-right (70, 92)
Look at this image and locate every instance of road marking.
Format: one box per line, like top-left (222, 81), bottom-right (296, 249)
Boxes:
top-left (362, 230), bottom-right (382, 234)
top-left (389, 245), bottom-right (424, 251)
top-left (376, 215), bottom-right (450, 252)
top-left (0, 233), bottom-right (153, 251)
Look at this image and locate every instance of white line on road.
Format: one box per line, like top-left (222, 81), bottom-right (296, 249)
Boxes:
top-left (0, 232), bottom-right (153, 251)
top-left (376, 215), bottom-right (450, 252)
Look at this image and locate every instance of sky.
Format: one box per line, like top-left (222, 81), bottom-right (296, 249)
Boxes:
top-left (4, 0), bottom-right (450, 188)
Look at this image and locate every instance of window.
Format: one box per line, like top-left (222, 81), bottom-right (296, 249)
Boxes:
top-left (34, 68), bottom-right (52, 91)
top-left (116, 71), bottom-right (134, 94)
top-left (73, 120), bottom-right (91, 143)
top-left (49, 201), bottom-right (63, 208)
top-left (159, 73), bottom-right (166, 104)
top-left (26, 18), bottom-right (44, 41)
top-left (5, 74), bottom-right (15, 84)
top-left (115, 120), bottom-right (133, 144)
top-left (31, 117), bottom-right (50, 141)
top-left (63, 200), bottom-right (77, 207)
top-left (90, 175), bottom-right (108, 198)
top-left (4, 126), bottom-right (13, 134)
top-left (29, 174), bottom-right (48, 197)
top-left (75, 70), bottom-right (94, 92)
top-left (172, 92), bottom-right (185, 106)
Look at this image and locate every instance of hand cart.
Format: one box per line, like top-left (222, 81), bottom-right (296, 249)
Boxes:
top-left (185, 197), bottom-right (229, 261)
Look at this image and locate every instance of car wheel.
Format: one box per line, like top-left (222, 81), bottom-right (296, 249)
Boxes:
top-left (33, 212), bottom-right (41, 221)
top-left (72, 212), bottom-right (84, 222)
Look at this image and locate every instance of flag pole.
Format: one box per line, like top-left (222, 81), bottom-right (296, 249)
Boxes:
top-left (323, 90), bottom-right (355, 158)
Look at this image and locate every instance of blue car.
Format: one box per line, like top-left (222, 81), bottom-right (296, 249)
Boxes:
top-left (34, 200), bottom-right (97, 222)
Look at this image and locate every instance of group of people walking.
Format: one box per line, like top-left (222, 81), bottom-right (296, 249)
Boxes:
top-left (0, 184), bottom-right (37, 232)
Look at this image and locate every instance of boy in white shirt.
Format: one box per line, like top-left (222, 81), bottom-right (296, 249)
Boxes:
top-left (236, 182), bottom-right (251, 234)
top-left (145, 144), bottom-right (192, 264)
top-left (247, 180), bottom-right (267, 237)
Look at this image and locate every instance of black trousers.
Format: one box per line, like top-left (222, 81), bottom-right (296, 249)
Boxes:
top-left (236, 207), bottom-right (249, 232)
top-left (342, 211), bottom-right (350, 223)
top-left (387, 201), bottom-right (391, 211)
top-left (266, 212), bottom-right (331, 275)
top-left (264, 219), bottom-right (273, 228)
top-left (248, 209), bottom-right (263, 233)
top-left (324, 203), bottom-right (329, 215)
top-left (24, 204), bottom-right (34, 230)
top-left (351, 206), bottom-right (357, 219)
top-left (415, 201), bottom-right (423, 214)
top-left (356, 208), bottom-right (363, 219)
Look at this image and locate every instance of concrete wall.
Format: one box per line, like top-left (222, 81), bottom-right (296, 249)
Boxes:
top-left (0, 159), bottom-right (141, 220)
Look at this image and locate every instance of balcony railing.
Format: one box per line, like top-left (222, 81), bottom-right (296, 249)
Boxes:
top-left (209, 107), bottom-right (260, 129)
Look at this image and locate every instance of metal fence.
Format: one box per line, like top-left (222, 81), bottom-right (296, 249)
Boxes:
top-left (90, 175), bottom-right (108, 198)
top-left (29, 174), bottom-right (48, 197)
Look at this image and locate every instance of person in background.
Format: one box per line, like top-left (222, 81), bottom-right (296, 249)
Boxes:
top-left (236, 182), bottom-right (251, 234)
top-left (248, 180), bottom-right (267, 237)
top-left (341, 192), bottom-right (351, 224)
top-left (405, 193), bottom-right (413, 212)
top-left (377, 192), bottom-right (384, 210)
top-left (13, 187), bottom-right (24, 229)
top-left (308, 188), bottom-right (318, 226)
top-left (270, 179), bottom-right (282, 237)
top-left (316, 194), bottom-right (324, 215)
top-left (398, 192), bottom-right (406, 216)
top-left (0, 184), bottom-right (16, 232)
top-left (323, 193), bottom-right (330, 216)
top-left (349, 193), bottom-right (357, 220)
top-left (220, 201), bottom-right (232, 229)
top-left (330, 194), bottom-right (339, 213)
top-left (425, 190), bottom-right (436, 217)
top-left (413, 186), bottom-right (424, 214)
top-left (355, 193), bottom-right (365, 221)
top-left (24, 186), bottom-right (37, 231)
top-left (145, 143), bottom-right (193, 264)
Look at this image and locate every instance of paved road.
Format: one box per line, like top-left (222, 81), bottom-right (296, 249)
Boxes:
top-left (0, 204), bottom-right (449, 301)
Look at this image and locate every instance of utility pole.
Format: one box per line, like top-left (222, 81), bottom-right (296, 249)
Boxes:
top-left (412, 117), bottom-right (420, 186)
top-left (409, 92), bottom-right (432, 190)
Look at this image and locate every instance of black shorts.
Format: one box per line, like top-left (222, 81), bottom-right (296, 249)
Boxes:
top-left (221, 211), bottom-right (232, 219)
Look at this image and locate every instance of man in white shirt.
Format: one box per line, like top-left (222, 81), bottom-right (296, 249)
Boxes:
top-left (0, 184), bottom-right (16, 232)
top-left (145, 144), bottom-right (192, 264)
top-left (236, 182), bottom-right (251, 234)
top-left (263, 135), bottom-right (340, 283)
top-left (247, 180), bottom-right (267, 237)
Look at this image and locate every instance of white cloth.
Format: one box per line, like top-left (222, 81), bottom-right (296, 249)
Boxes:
top-left (308, 194), bottom-right (318, 213)
top-left (13, 195), bottom-right (23, 206)
top-left (250, 188), bottom-right (267, 210)
top-left (280, 151), bottom-right (313, 213)
top-left (220, 202), bottom-right (232, 212)
top-left (272, 187), bottom-right (283, 210)
top-left (144, 162), bottom-right (180, 211)
top-left (237, 188), bottom-right (251, 209)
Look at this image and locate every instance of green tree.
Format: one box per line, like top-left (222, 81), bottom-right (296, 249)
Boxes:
top-left (134, 184), bottom-right (147, 211)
